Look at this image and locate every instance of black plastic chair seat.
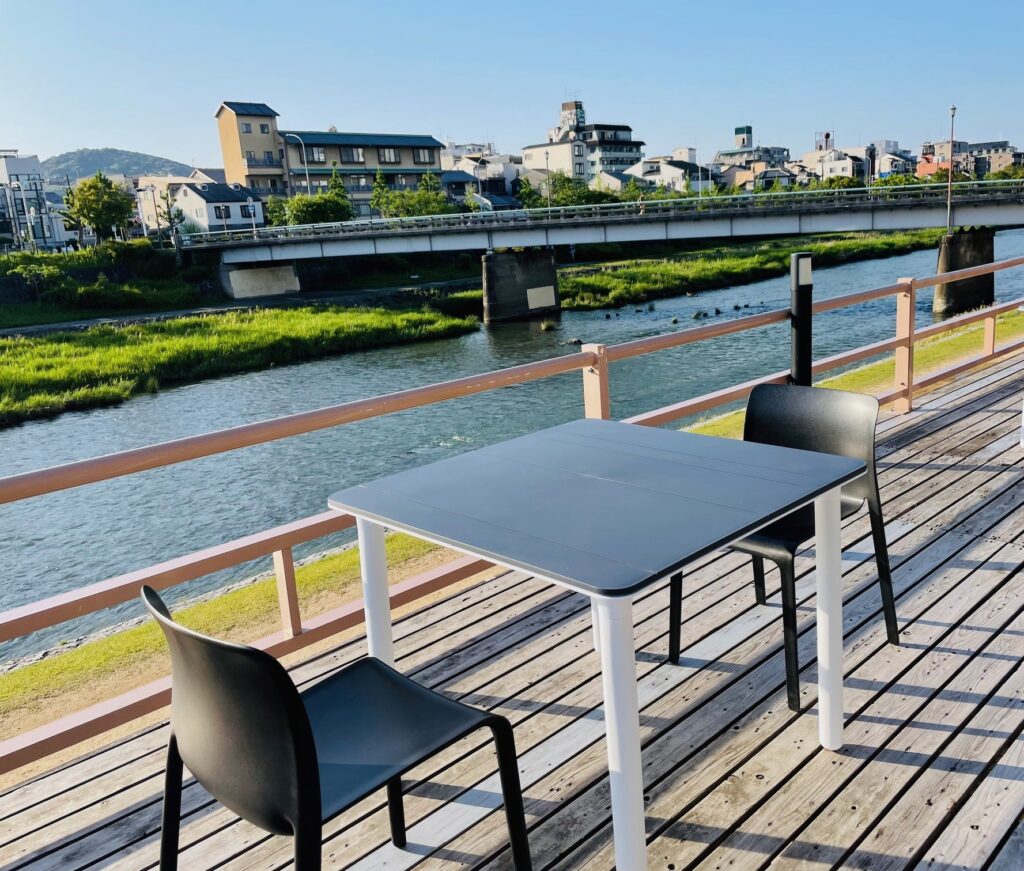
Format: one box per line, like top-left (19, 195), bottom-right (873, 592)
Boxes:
top-left (731, 494), bottom-right (865, 561)
top-left (304, 658), bottom-right (492, 818)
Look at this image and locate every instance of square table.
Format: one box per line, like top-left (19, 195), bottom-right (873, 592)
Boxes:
top-left (328, 418), bottom-right (864, 869)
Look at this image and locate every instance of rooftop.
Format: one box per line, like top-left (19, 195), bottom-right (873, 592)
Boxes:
top-left (217, 101), bottom-right (278, 118)
top-left (180, 182), bottom-right (258, 203)
top-left (4, 356), bottom-right (1024, 868)
top-left (279, 130), bottom-right (443, 149)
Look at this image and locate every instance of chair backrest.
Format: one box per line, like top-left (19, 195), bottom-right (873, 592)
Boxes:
top-left (142, 586), bottom-right (319, 836)
top-left (744, 384), bottom-right (880, 502)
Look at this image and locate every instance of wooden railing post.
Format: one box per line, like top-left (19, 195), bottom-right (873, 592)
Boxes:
top-left (272, 547), bottom-right (303, 637)
top-left (983, 311), bottom-right (997, 357)
top-left (582, 343), bottom-right (611, 419)
top-left (894, 278), bottom-right (917, 413)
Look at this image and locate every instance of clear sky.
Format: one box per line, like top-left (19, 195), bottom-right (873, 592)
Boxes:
top-left (5, 0), bottom-right (1021, 167)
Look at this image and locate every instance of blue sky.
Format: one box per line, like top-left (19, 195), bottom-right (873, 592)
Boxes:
top-left (6, 0), bottom-right (1021, 166)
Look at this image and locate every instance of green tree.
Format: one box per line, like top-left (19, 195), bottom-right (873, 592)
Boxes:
top-left (988, 164), bottom-right (1024, 180)
top-left (264, 196), bottom-right (289, 227)
top-left (156, 190), bottom-right (185, 235)
top-left (285, 193), bottom-right (352, 225)
top-left (547, 171), bottom-right (618, 207)
top-left (619, 177), bottom-right (645, 202)
top-left (62, 172), bottom-right (135, 241)
top-left (325, 166), bottom-right (354, 220)
top-left (515, 178), bottom-right (543, 209)
top-left (370, 169), bottom-right (393, 217)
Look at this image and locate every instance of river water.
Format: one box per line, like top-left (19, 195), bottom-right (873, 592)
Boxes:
top-left (4, 229), bottom-right (1024, 662)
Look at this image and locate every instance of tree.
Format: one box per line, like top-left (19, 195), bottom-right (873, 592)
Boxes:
top-left (62, 172), bottom-right (135, 241)
top-left (370, 169), bottom-right (393, 217)
top-left (619, 177), bottom-right (646, 202)
top-left (285, 193), bottom-right (352, 225)
top-left (324, 166), bottom-right (354, 220)
top-left (988, 164), bottom-right (1024, 180)
top-left (547, 171), bottom-right (618, 207)
top-left (156, 190), bottom-right (185, 236)
top-left (515, 178), bottom-right (543, 209)
top-left (264, 196), bottom-right (289, 227)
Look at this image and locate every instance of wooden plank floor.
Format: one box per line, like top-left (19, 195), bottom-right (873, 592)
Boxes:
top-left (4, 357), bottom-right (1024, 870)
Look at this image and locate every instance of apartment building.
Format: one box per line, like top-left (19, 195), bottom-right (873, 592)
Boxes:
top-left (712, 125), bottom-right (790, 170)
top-left (521, 101), bottom-right (644, 184)
top-left (215, 101), bottom-right (444, 216)
top-left (0, 150), bottom-right (70, 250)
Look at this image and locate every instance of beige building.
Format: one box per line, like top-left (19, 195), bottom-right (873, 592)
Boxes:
top-left (215, 101), bottom-right (444, 216)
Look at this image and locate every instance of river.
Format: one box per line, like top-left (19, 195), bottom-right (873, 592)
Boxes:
top-left (4, 229), bottom-right (1024, 662)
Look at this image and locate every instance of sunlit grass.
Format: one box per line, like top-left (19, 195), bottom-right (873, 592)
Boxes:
top-left (0, 306), bottom-right (478, 426)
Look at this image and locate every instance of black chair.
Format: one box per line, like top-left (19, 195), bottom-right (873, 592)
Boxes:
top-left (142, 586), bottom-right (532, 870)
top-left (667, 384), bottom-right (899, 711)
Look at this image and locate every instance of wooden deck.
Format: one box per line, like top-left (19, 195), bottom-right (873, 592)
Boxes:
top-left (4, 357), bottom-right (1024, 870)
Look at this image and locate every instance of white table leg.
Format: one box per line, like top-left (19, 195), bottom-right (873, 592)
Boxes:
top-left (356, 517), bottom-right (394, 666)
top-left (594, 594), bottom-right (647, 870)
top-left (814, 486), bottom-right (844, 750)
top-left (591, 599), bottom-right (601, 652)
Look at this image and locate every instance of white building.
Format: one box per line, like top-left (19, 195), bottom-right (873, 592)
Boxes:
top-left (449, 151), bottom-right (523, 197)
top-left (173, 183), bottom-right (265, 234)
top-left (136, 175), bottom-right (196, 234)
top-left (625, 154), bottom-right (712, 192)
top-left (522, 100), bottom-right (644, 183)
top-left (0, 149), bottom-right (71, 250)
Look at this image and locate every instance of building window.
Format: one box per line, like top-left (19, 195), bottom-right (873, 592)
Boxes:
top-left (574, 163), bottom-right (584, 175)
top-left (240, 204), bottom-right (255, 218)
top-left (378, 147), bottom-right (401, 164)
top-left (264, 151), bottom-right (274, 161)
top-left (241, 123), bottom-right (252, 134)
top-left (412, 148), bottom-right (433, 164)
top-left (339, 147), bottom-right (364, 163)
top-left (196, 209), bottom-right (205, 218)
top-left (304, 146), bottom-right (326, 164)
top-left (259, 123), bottom-right (270, 134)
top-left (214, 205), bottom-right (231, 219)
top-left (245, 150), bottom-right (256, 160)
top-left (573, 144), bottom-right (583, 157)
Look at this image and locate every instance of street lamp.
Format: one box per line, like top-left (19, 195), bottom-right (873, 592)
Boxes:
top-left (144, 184), bottom-right (161, 239)
top-left (246, 196), bottom-right (257, 238)
top-left (283, 133), bottom-right (311, 194)
top-left (946, 104), bottom-right (957, 236)
top-left (544, 149), bottom-right (552, 208)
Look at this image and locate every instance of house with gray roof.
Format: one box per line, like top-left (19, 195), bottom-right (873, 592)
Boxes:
top-left (173, 182), bottom-right (265, 234)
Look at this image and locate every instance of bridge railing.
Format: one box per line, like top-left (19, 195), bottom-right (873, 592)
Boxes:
top-left (3, 253), bottom-right (1024, 774)
top-left (179, 179), bottom-right (1024, 248)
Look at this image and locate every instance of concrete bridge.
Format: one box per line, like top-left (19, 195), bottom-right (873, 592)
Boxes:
top-left (178, 180), bottom-right (1024, 303)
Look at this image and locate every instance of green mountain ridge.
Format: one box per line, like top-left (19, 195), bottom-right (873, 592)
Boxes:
top-left (41, 148), bottom-right (193, 182)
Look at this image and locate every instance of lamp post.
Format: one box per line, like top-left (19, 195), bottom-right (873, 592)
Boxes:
top-left (544, 149), bottom-right (552, 208)
top-left (246, 196), bottom-right (257, 238)
top-left (283, 133), bottom-right (311, 194)
top-left (946, 104), bottom-right (957, 236)
top-left (144, 184), bottom-right (161, 239)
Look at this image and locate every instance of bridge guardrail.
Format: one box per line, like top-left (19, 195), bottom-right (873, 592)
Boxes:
top-left (179, 179), bottom-right (1024, 249)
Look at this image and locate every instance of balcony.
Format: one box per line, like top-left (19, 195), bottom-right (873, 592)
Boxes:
top-left (3, 255), bottom-right (1024, 868)
top-left (244, 157), bottom-right (284, 168)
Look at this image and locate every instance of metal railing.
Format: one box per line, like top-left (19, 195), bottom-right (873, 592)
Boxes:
top-left (178, 179), bottom-right (1024, 248)
top-left (244, 158), bottom-right (284, 168)
top-left (2, 252), bottom-right (1024, 774)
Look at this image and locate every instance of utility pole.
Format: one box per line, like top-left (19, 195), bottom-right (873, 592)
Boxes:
top-left (544, 149), bottom-right (552, 208)
top-left (946, 104), bottom-right (957, 236)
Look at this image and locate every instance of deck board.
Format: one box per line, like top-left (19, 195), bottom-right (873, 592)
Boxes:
top-left (4, 356), bottom-right (1024, 870)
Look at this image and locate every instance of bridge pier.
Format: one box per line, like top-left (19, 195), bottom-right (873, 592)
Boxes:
top-left (482, 249), bottom-right (560, 324)
top-left (933, 228), bottom-right (995, 315)
top-left (218, 262), bottom-right (300, 299)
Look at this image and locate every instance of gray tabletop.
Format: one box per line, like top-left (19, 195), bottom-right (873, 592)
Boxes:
top-left (328, 419), bottom-right (864, 597)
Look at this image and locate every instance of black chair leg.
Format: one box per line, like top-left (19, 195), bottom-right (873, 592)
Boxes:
top-left (869, 499), bottom-right (900, 646)
top-left (752, 556), bottom-right (767, 606)
top-left (489, 718), bottom-right (533, 871)
top-left (292, 817), bottom-right (322, 871)
top-left (667, 572), bottom-right (683, 664)
top-left (387, 776), bottom-right (407, 848)
top-left (779, 560), bottom-right (802, 712)
top-left (159, 734), bottom-right (183, 871)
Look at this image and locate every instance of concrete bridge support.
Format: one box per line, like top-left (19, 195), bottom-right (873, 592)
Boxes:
top-left (933, 228), bottom-right (995, 315)
top-left (482, 249), bottom-right (560, 324)
top-left (219, 262), bottom-right (300, 299)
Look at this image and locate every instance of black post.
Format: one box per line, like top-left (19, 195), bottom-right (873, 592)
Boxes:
top-left (790, 252), bottom-right (813, 386)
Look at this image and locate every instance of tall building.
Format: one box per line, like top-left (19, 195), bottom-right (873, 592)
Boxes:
top-left (0, 150), bottom-right (70, 250)
top-left (712, 125), bottom-right (790, 170)
top-left (521, 100), bottom-right (644, 184)
top-left (215, 101), bottom-right (444, 216)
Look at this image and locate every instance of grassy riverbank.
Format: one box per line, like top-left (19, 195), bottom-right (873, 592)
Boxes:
top-left (0, 305), bottom-right (478, 427)
top-left (558, 229), bottom-right (944, 309)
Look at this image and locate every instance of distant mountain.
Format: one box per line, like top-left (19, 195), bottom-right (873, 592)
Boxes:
top-left (41, 148), bottom-right (193, 182)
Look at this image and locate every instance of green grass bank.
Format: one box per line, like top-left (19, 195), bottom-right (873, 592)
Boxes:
top-left (0, 306), bottom-right (478, 427)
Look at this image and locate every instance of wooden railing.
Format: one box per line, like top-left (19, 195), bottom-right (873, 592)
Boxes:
top-left (3, 252), bottom-right (1024, 775)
